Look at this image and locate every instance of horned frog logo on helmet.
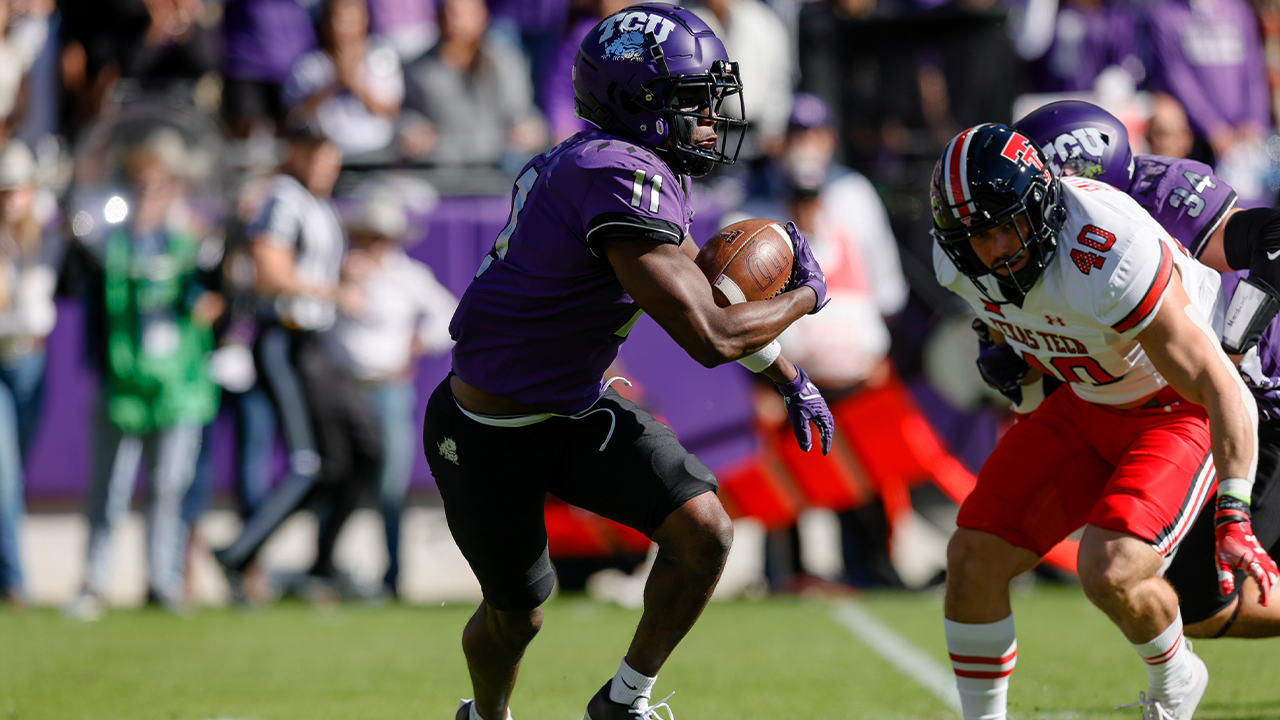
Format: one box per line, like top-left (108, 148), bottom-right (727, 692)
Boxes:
top-left (604, 30), bottom-right (646, 61)
top-left (1061, 153), bottom-right (1106, 180)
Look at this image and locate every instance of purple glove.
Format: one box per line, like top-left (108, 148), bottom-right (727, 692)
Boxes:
top-left (972, 319), bottom-right (1030, 405)
top-left (784, 221), bottom-right (829, 314)
top-left (776, 364), bottom-right (834, 454)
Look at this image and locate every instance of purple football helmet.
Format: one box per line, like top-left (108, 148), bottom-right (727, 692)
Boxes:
top-left (1012, 100), bottom-right (1135, 192)
top-left (573, 3), bottom-right (747, 177)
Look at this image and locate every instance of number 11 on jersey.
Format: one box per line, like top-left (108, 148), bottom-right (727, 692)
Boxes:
top-left (630, 169), bottom-right (663, 213)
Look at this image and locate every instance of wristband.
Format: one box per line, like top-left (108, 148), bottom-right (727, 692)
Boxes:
top-left (737, 340), bottom-right (782, 373)
top-left (1216, 477), bottom-right (1253, 526)
top-left (1218, 476), bottom-right (1253, 504)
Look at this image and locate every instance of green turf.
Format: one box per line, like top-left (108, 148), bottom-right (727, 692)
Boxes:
top-left (2, 586), bottom-right (1279, 720)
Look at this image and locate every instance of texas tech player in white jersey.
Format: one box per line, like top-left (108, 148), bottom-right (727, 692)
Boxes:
top-left (932, 123), bottom-right (1273, 720)
top-left (935, 176), bottom-right (1226, 406)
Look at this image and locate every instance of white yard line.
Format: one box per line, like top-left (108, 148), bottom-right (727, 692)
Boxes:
top-left (828, 600), bottom-right (963, 715)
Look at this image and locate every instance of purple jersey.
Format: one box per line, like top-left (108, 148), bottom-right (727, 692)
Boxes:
top-left (1129, 155), bottom-right (1237, 258)
top-left (1128, 155), bottom-right (1280, 417)
top-left (449, 129), bottom-right (694, 414)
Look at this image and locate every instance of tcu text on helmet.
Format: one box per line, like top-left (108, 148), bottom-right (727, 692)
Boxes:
top-left (1045, 128), bottom-right (1108, 169)
top-left (598, 10), bottom-right (677, 44)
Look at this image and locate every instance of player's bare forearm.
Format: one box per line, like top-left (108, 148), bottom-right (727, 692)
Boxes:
top-left (1195, 207), bottom-right (1242, 273)
top-left (760, 354), bottom-right (797, 384)
top-left (1137, 275), bottom-right (1257, 479)
top-left (605, 238), bottom-right (813, 368)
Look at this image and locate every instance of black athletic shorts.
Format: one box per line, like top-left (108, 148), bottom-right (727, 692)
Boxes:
top-left (422, 375), bottom-right (719, 612)
top-left (1165, 420), bottom-right (1280, 625)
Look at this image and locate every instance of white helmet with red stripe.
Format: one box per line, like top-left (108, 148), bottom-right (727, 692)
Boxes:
top-left (931, 123), bottom-right (1063, 304)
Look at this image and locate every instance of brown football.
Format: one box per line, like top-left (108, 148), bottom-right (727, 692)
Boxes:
top-left (694, 218), bottom-right (795, 307)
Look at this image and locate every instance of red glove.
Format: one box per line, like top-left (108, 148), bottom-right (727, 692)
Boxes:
top-left (1215, 497), bottom-right (1280, 605)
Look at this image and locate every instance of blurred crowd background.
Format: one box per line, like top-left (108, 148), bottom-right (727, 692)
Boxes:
top-left (4, 0), bottom-right (1280, 615)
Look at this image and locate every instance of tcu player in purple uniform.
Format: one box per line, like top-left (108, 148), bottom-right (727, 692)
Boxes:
top-left (422, 6), bottom-right (833, 720)
top-left (988, 100), bottom-right (1280, 639)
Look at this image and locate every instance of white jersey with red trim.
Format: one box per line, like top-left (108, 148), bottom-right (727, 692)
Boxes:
top-left (935, 176), bottom-right (1226, 406)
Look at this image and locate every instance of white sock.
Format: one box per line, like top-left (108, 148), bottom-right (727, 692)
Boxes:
top-left (469, 702), bottom-right (511, 720)
top-left (608, 657), bottom-right (657, 709)
top-left (1131, 611), bottom-right (1193, 702)
top-left (945, 615), bottom-right (1018, 720)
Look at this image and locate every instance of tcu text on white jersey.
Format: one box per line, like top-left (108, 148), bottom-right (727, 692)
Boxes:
top-left (936, 176), bottom-right (1226, 406)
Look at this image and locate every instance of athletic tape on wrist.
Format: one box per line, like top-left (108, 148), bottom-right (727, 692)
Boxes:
top-left (737, 340), bottom-right (782, 373)
top-left (1218, 477), bottom-right (1253, 504)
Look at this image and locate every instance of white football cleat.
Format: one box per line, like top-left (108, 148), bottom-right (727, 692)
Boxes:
top-left (584, 681), bottom-right (675, 720)
top-left (1119, 644), bottom-right (1209, 720)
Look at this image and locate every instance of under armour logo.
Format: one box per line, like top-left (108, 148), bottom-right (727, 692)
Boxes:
top-left (1045, 315), bottom-right (1066, 326)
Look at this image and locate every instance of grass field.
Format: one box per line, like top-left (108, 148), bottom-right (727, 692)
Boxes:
top-left (3, 585), bottom-right (1280, 720)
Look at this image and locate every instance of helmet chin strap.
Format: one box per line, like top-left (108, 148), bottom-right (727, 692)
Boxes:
top-left (646, 31), bottom-right (669, 76)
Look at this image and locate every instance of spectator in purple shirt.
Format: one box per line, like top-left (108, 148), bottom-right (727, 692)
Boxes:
top-left (1013, 0), bottom-right (1141, 94)
top-left (538, 0), bottom-right (629, 143)
top-left (221, 0), bottom-right (317, 138)
top-left (1143, 0), bottom-right (1272, 162)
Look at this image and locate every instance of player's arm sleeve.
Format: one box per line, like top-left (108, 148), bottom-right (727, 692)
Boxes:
top-left (1101, 234), bottom-right (1176, 338)
top-left (1222, 207), bottom-right (1280, 278)
top-left (582, 162), bottom-right (687, 257)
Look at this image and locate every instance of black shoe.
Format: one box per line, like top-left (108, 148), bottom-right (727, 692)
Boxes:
top-left (456, 700), bottom-right (472, 720)
top-left (584, 681), bottom-right (674, 720)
